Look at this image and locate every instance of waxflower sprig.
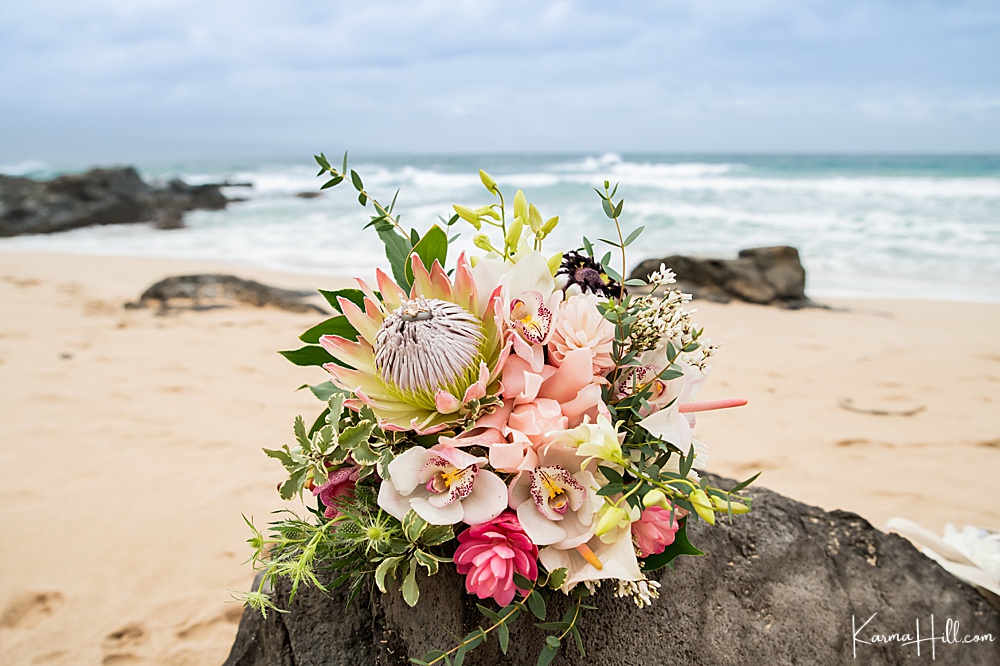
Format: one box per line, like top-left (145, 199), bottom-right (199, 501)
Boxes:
top-left (240, 158), bottom-right (757, 665)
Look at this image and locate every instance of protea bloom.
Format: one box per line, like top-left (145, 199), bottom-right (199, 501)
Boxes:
top-left (319, 254), bottom-right (508, 434)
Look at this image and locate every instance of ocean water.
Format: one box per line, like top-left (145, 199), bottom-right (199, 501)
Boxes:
top-left (2, 153), bottom-right (999, 302)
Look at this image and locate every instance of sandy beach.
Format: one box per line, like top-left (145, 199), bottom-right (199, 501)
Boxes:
top-left (1, 249), bottom-right (998, 665)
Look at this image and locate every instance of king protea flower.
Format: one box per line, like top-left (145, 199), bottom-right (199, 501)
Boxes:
top-left (319, 254), bottom-right (509, 434)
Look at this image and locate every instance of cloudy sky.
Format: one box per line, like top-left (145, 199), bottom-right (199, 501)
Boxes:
top-left (2, 0), bottom-right (999, 162)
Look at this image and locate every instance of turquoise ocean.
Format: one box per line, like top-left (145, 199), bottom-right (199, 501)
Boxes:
top-left (2, 153), bottom-right (999, 302)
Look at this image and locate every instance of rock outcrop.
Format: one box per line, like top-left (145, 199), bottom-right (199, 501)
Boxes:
top-left (124, 274), bottom-right (327, 314)
top-left (0, 166), bottom-right (235, 237)
top-left (630, 246), bottom-right (818, 308)
top-left (224, 479), bottom-right (1000, 665)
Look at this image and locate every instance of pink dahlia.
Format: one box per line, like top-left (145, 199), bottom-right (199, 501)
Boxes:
top-left (454, 512), bottom-right (538, 606)
top-left (632, 506), bottom-right (680, 558)
top-left (312, 466), bottom-right (361, 518)
top-left (548, 293), bottom-right (615, 376)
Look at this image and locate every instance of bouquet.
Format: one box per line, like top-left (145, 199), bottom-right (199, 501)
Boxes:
top-left (241, 154), bottom-right (757, 665)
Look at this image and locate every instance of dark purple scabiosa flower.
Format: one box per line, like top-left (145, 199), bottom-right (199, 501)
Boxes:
top-left (554, 251), bottom-right (623, 299)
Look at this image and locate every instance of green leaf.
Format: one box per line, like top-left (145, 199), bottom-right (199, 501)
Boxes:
top-left (641, 519), bottom-right (704, 572)
top-left (573, 626), bottom-right (585, 656)
top-left (401, 560), bottom-right (420, 607)
top-left (375, 556), bottom-right (403, 593)
top-left (512, 572), bottom-right (534, 590)
top-left (350, 439), bottom-right (379, 465)
top-left (420, 524), bottom-right (454, 547)
top-left (526, 590), bottom-right (546, 620)
top-left (341, 151), bottom-right (348, 176)
top-left (545, 636), bottom-right (561, 649)
top-left (262, 447), bottom-right (293, 468)
top-left (403, 510), bottom-right (428, 542)
top-left (582, 236), bottom-right (594, 256)
top-left (413, 549), bottom-right (440, 575)
top-left (537, 645), bottom-right (558, 666)
top-left (728, 471), bottom-right (761, 494)
top-left (596, 483), bottom-right (624, 496)
top-left (299, 316), bottom-right (359, 344)
top-left (338, 421), bottom-right (375, 451)
top-left (404, 224), bottom-right (449, 285)
top-left (497, 621), bottom-right (510, 654)
top-left (350, 169), bottom-right (364, 191)
top-left (623, 278), bottom-right (647, 287)
top-left (373, 220), bottom-right (413, 290)
top-left (601, 198), bottom-right (615, 219)
top-left (597, 466), bottom-right (623, 484)
top-left (307, 381), bottom-right (342, 403)
top-left (546, 568), bottom-right (568, 590)
top-left (476, 604), bottom-right (501, 622)
top-left (317, 287), bottom-right (366, 313)
top-left (277, 468), bottom-right (306, 500)
top-left (293, 415), bottom-right (309, 448)
top-left (278, 345), bottom-right (336, 367)
top-left (321, 176), bottom-right (343, 190)
top-left (613, 199), bottom-right (624, 217)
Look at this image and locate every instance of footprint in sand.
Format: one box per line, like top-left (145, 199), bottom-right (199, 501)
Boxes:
top-left (0, 591), bottom-right (64, 630)
top-left (175, 605), bottom-right (244, 642)
top-left (102, 622), bottom-right (147, 665)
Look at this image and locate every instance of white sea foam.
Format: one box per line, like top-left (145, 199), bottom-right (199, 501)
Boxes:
top-left (2, 154), bottom-right (998, 302)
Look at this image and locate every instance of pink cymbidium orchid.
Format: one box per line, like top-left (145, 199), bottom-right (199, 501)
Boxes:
top-left (499, 251), bottom-right (562, 372)
top-left (377, 445), bottom-right (507, 526)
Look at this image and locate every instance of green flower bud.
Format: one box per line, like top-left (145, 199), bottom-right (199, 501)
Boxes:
top-left (711, 495), bottom-right (750, 515)
top-left (504, 217), bottom-right (524, 249)
top-left (690, 488), bottom-right (715, 525)
top-left (541, 215), bottom-right (559, 234)
top-left (547, 252), bottom-right (563, 276)
top-left (513, 189), bottom-right (527, 222)
top-left (453, 204), bottom-right (481, 230)
top-left (643, 489), bottom-right (669, 509)
top-left (528, 203), bottom-right (543, 233)
top-left (473, 233), bottom-right (494, 253)
top-left (479, 169), bottom-right (498, 194)
top-left (476, 205), bottom-right (500, 221)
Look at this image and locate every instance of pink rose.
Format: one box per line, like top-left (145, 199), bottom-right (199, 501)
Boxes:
top-left (632, 506), bottom-right (680, 558)
top-left (312, 466), bottom-right (361, 518)
top-left (454, 512), bottom-right (538, 606)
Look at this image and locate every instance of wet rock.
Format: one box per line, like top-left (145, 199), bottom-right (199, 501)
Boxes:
top-left (630, 246), bottom-right (818, 308)
top-left (124, 274), bottom-right (328, 314)
top-left (224, 479), bottom-right (1000, 665)
top-left (0, 166), bottom-right (234, 237)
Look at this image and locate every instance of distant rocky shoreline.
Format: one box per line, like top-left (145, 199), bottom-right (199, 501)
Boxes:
top-left (0, 166), bottom-right (244, 237)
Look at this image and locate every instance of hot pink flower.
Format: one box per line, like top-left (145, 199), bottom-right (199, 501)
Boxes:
top-left (312, 466), bottom-right (361, 518)
top-left (632, 506), bottom-right (680, 558)
top-left (454, 512), bottom-right (538, 606)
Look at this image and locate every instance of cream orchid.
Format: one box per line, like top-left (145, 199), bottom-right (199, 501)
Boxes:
top-left (377, 445), bottom-right (507, 526)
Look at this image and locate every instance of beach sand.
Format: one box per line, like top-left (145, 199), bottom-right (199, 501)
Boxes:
top-left (1, 250), bottom-right (998, 664)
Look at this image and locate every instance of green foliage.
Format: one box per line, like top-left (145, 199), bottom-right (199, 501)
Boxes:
top-left (278, 345), bottom-right (337, 367)
top-left (404, 225), bottom-right (449, 285)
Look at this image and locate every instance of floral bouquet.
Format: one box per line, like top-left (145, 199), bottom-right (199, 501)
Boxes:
top-left (241, 154), bottom-right (757, 665)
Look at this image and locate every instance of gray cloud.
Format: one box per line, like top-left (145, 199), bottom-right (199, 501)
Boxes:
top-left (1, 0), bottom-right (998, 162)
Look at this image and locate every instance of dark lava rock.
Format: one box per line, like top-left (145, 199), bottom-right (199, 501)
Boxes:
top-left (224, 479), bottom-right (1000, 665)
top-left (124, 274), bottom-right (328, 314)
top-left (0, 166), bottom-right (234, 237)
top-left (630, 246), bottom-right (818, 308)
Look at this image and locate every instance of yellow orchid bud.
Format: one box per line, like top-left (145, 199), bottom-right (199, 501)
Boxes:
top-left (711, 495), bottom-right (750, 515)
top-left (690, 489), bottom-right (715, 525)
top-left (479, 169), bottom-right (498, 194)
top-left (547, 252), bottom-right (563, 276)
top-left (595, 504), bottom-right (628, 537)
top-left (541, 215), bottom-right (559, 234)
top-left (473, 233), bottom-right (494, 253)
top-left (513, 189), bottom-right (527, 222)
top-left (504, 217), bottom-right (524, 248)
top-left (528, 203), bottom-right (543, 233)
top-left (453, 204), bottom-right (481, 229)
top-left (643, 489), bottom-right (670, 509)
top-left (476, 205), bottom-right (500, 221)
